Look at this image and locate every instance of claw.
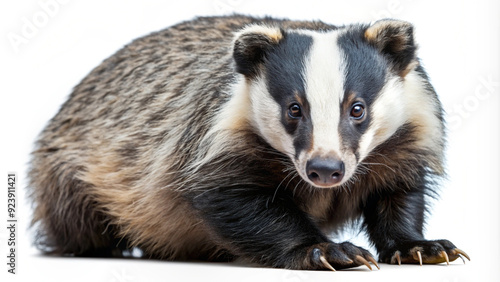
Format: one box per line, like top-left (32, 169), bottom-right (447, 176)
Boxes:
top-left (396, 252), bottom-right (402, 265)
top-left (417, 251), bottom-right (422, 266)
top-left (366, 256), bottom-right (380, 270)
top-left (458, 254), bottom-right (466, 264)
top-left (441, 251), bottom-right (449, 265)
top-left (395, 252), bottom-right (401, 266)
top-left (319, 255), bottom-right (336, 272)
top-left (454, 248), bottom-right (470, 261)
top-left (356, 255), bottom-right (372, 271)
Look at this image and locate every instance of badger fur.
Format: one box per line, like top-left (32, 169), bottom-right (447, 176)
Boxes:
top-left (29, 15), bottom-right (469, 270)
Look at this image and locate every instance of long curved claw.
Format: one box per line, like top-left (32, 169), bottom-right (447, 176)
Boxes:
top-left (390, 251), bottom-right (402, 265)
top-left (454, 249), bottom-right (470, 261)
top-left (441, 251), bottom-right (449, 265)
top-left (366, 256), bottom-right (380, 270)
top-left (319, 255), bottom-right (336, 272)
top-left (356, 255), bottom-right (372, 271)
top-left (395, 252), bottom-right (401, 266)
top-left (417, 251), bottom-right (422, 266)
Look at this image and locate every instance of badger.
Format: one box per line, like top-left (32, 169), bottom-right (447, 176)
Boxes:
top-left (29, 15), bottom-right (469, 270)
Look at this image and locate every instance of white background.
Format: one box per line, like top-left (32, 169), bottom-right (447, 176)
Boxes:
top-left (1, 0), bottom-right (499, 281)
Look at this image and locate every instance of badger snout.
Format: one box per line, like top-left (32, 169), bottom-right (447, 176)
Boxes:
top-left (306, 157), bottom-right (345, 187)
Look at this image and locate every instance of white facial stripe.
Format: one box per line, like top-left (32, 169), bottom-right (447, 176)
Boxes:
top-left (401, 71), bottom-right (443, 149)
top-left (303, 31), bottom-right (346, 156)
top-left (358, 76), bottom-right (406, 161)
top-left (358, 70), bottom-right (442, 162)
top-left (249, 75), bottom-right (295, 157)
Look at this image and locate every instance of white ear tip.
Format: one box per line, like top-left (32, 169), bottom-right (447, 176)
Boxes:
top-left (234, 24), bottom-right (283, 43)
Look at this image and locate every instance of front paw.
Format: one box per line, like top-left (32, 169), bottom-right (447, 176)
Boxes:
top-left (298, 242), bottom-right (379, 271)
top-left (379, 239), bottom-right (470, 265)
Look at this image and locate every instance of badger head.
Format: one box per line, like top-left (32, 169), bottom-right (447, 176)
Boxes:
top-left (232, 20), bottom-right (440, 188)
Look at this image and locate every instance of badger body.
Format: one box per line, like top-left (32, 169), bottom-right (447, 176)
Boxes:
top-left (29, 15), bottom-right (467, 270)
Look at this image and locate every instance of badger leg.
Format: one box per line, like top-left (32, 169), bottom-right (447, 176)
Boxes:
top-left (363, 188), bottom-right (470, 265)
top-left (191, 186), bottom-right (377, 270)
top-left (29, 160), bottom-right (120, 257)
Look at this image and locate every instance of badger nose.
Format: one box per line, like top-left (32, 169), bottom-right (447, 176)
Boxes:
top-left (306, 158), bottom-right (344, 186)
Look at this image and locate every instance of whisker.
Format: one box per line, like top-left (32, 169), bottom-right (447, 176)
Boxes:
top-left (272, 170), bottom-right (297, 203)
top-left (292, 178), bottom-right (305, 196)
top-left (360, 161), bottom-right (396, 174)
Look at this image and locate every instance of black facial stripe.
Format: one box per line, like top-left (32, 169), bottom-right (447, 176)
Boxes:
top-left (337, 26), bottom-right (388, 153)
top-left (293, 116), bottom-right (312, 159)
top-left (339, 115), bottom-right (369, 154)
top-left (265, 32), bottom-right (312, 106)
top-left (338, 26), bottom-right (387, 107)
top-left (264, 32), bottom-right (314, 157)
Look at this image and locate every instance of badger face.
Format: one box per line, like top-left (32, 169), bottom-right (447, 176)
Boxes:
top-left (233, 20), bottom-right (421, 188)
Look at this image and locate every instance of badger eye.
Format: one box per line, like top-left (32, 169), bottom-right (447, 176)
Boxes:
top-left (288, 103), bottom-right (302, 119)
top-left (350, 103), bottom-right (365, 119)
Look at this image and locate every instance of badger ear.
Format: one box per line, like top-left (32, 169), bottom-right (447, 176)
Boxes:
top-left (364, 19), bottom-right (418, 77)
top-left (233, 25), bottom-right (283, 78)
